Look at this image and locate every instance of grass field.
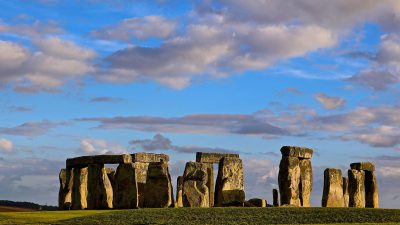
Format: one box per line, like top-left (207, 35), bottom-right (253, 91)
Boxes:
top-left (0, 207), bottom-right (400, 225)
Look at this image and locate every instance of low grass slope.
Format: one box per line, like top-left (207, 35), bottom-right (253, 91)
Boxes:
top-left (54, 207), bottom-right (400, 225)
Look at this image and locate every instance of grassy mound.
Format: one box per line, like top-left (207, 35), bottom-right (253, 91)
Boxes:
top-left (1, 207), bottom-right (400, 225)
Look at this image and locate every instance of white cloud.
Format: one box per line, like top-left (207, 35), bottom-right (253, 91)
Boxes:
top-left (314, 93), bottom-right (346, 110)
top-left (0, 138), bottom-right (13, 152)
top-left (91, 15), bottom-right (176, 41)
top-left (78, 138), bottom-right (127, 155)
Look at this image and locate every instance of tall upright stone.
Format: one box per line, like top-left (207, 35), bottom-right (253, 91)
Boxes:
top-left (322, 168), bottom-right (344, 207)
top-left (348, 169), bottom-right (365, 208)
top-left (365, 171), bottom-right (379, 208)
top-left (278, 156), bottom-right (301, 206)
top-left (61, 168), bottom-right (74, 210)
top-left (143, 161), bottom-right (174, 208)
top-left (176, 176), bottom-right (184, 207)
top-left (113, 163), bottom-right (138, 209)
top-left (273, 189), bottom-right (279, 206)
top-left (299, 159), bottom-right (312, 207)
top-left (134, 162), bottom-right (149, 208)
top-left (215, 157), bottom-right (245, 206)
top-left (343, 177), bottom-right (349, 207)
top-left (278, 146), bottom-right (313, 207)
top-left (87, 164), bottom-right (113, 209)
top-left (205, 164), bottom-right (214, 207)
top-left (182, 162), bottom-right (210, 207)
top-left (71, 167), bottom-right (88, 210)
top-left (58, 169), bottom-right (67, 209)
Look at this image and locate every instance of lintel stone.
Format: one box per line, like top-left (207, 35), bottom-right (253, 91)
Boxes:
top-left (350, 162), bottom-right (375, 172)
top-left (66, 154), bottom-right (132, 167)
top-left (195, 152), bottom-right (239, 163)
top-left (280, 146), bottom-right (313, 159)
top-left (131, 153), bottom-right (169, 163)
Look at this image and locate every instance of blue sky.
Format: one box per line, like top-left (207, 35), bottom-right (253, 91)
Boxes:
top-left (0, 0), bottom-right (400, 207)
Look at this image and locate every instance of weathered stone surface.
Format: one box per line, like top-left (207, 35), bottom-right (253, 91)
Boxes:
top-left (343, 177), bottom-right (349, 207)
top-left (143, 162), bottom-right (174, 208)
top-left (195, 152), bottom-right (240, 163)
top-left (215, 157), bottom-right (245, 206)
top-left (205, 163), bottom-right (214, 207)
top-left (113, 163), bottom-right (138, 209)
top-left (273, 189), bottom-right (279, 206)
top-left (58, 169), bottom-right (67, 209)
top-left (66, 154), bottom-right (132, 167)
top-left (176, 176), bottom-right (183, 208)
top-left (106, 168), bottom-right (115, 187)
top-left (278, 156), bottom-right (301, 206)
top-left (365, 171), bottom-right (379, 208)
top-left (182, 162), bottom-right (210, 207)
top-left (87, 164), bottom-right (113, 209)
top-left (61, 168), bottom-right (74, 210)
top-left (299, 159), bottom-right (312, 207)
top-left (348, 169), bottom-right (365, 208)
top-left (322, 168), bottom-right (344, 207)
top-left (350, 162), bottom-right (375, 172)
top-left (246, 198), bottom-right (267, 207)
top-left (132, 152), bottom-right (169, 163)
top-left (135, 162), bottom-right (149, 208)
top-left (280, 146), bottom-right (313, 159)
top-left (71, 167), bottom-right (88, 210)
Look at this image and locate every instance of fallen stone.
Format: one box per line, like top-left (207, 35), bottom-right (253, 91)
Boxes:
top-left (322, 168), bottom-right (344, 207)
top-left (195, 152), bottom-right (239, 163)
top-left (246, 198), bottom-right (267, 207)
top-left (182, 162), bottom-right (210, 207)
top-left (176, 176), bottom-right (183, 208)
top-left (71, 167), bottom-right (88, 210)
top-left (348, 169), bottom-right (365, 208)
top-left (273, 189), bottom-right (279, 206)
top-left (299, 159), bottom-right (312, 207)
top-left (365, 171), bottom-right (379, 208)
top-left (278, 156), bottom-right (301, 206)
top-left (280, 146), bottom-right (313, 159)
top-left (215, 157), bottom-right (245, 206)
top-left (87, 164), bottom-right (113, 209)
top-left (66, 154), bottom-right (132, 167)
top-left (350, 162), bottom-right (375, 172)
top-left (113, 163), bottom-right (138, 209)
top-left (343, 177), bottom-right (349, 207)
top-left (143, 162), bottom-right (174, 208)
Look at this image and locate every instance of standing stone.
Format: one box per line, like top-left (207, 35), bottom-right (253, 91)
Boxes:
top-left (348, 169), bottom-right (365, 208)
top-left (215, 157), bottom-right (245, 206)
top-left (205, 163), bottom-right (214, 207)
top-left (143, 162), bottom-right (174, 208)
top-left (176, 176), bottom-right (184, 208)
top-left (106, 168), bottom-right (116, 186)
top-left (58, 169), bottom-right (67, 209)
top-left (343, 177), bottom-right (349, 207)
top-left (87, 164), bottom-right (113, 209)
top-left (299, 159), bottom-right (312, 207)
top-left (365, 171), bottom-right (379, 208)
top-left (135, 162), bottom-right (149, 208)
top-left (273, 189), bottom-right (279, 206)
top-left (182, 162), bottom-right (210, 207)
top-left (322, 168), bottom-right (344, 207)
top-left (62, 168), bottom-right (74, 210)
top-left (113, 163), bottom-right (138, 209)
top-left (71, 167), bottom-right (88, 210)
top-left (278, 156), bottom-right (301, 206)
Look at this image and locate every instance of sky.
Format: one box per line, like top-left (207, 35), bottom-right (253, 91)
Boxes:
top-left (0, 0), bottom-right (400, 208)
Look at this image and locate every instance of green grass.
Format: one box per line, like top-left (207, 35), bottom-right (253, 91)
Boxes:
top-left (1, 208), bottom-right (400, 225)
top-left (0, 210), bottom-right (114, 225)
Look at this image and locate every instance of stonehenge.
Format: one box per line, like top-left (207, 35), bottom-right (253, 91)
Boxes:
top-left (59, 149), bottom-right (379, 210)
top-left (59, 153), bottom-right (173, 210)
top-left (278, 146), bottom-right (313, 207)
top-left (348, 162), bottom-right (379, 208)
top-left (322, 168), bottom-right (344, 207)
